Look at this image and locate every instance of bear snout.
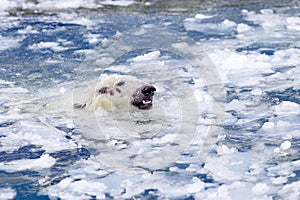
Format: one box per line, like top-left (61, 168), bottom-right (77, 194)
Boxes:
top-left (131, 84), bottom-right (156, 110)
top-left (141, 85), bottom-right (156, 96)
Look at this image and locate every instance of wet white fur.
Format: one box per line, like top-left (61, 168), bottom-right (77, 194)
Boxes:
top-left (75, 75), bottom-right (147, 111)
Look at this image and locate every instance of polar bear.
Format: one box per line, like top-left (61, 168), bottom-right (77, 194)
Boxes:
top-left (73, 75), bottom-right (156, 111)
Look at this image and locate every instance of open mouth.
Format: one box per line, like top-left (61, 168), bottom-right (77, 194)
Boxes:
top-left (140, 99), bottom-right (153, 109)
top-left (131, 85), bottom-right (156, 110)
top-left (132, 96), bottom-right (154, 110)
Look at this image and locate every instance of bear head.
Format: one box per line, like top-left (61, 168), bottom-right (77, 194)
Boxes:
top-left (74, 75), bottom-right (156, 111)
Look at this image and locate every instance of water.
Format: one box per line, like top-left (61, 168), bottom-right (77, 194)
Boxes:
top-left (0, 0), bottom-right (300, 199)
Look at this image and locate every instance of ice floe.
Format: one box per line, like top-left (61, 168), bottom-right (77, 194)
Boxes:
top-left (0, 188), bottom-right (16, 200)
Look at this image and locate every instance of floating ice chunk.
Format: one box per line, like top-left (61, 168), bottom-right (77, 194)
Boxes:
top-left (59, 87), bottom-right (66, 93)
top-left (29, 42), bottom-right (58, 49)
top-left (292, 159), bottom-right (300, 167)
top-left (194, 13), bottom-right (213, 20)
top-left (0, 188), bottom-right (16, 200)
top-left (101, 0), bottom-right (135, 7)
top-left (17, 25), bottom-right (39, 34)
top-left (222, 19), bottom-right (237, 28)
top-left (279, 181), bottom-right (300, 200)
top-left (262, 121), bottom-right (275, 131)
top-left (242, 9), bottom-right (249, 14)
top-left (260, 9), bottom-right (274, 14)
top-left (0, 120), bottom-right (78, 153)
top-left (274, 101), bottom-right (300, 116)
top-left (274, 140), bottom-right (292, 154)
top-left (36, 0), bottom-right (100, 9)
top-left (226, 99), bottom-right (246, 112)
top-left (131, 51), bottom-right (161, 62)
top-left (74, 49), bottom-right (96, 56)
top-left (0, 87), bottom-right (29, 93)
top-left (71, 17), bottom-right (96, 27)
top-left (286, 17), bottom-right (300, 31)
top-left (245, 9), bottom-right (285, 30)
top-left (273, 147), bottom-right (280, 154)
top-left (186, 177), bottom-right (205, 194)
top-left (67, 179), bottom-right (107, 199)
top-left (0, 0), bottom-right (17, 12)
top-left (280, 140), bottom-right (291, 150)
top-left (152, 134), bottom-right (177, 144)
top-left (272, 176), bottom-right (287, 185)
top-left (237, 23), bottom-right (251, 33)
top-left (28, 42), bottom-right (68, 52)
top-left (185, 164), bottom-right (202, 173)
top-left (0, 154), bottom-right (56, 172)
top-left (43, 177), bottom-right (107, 199)
top-left (0, 35), bottom-right (20, 51)
top-left (265, 120), bottom-right (293, 136)
top-left (144, 2), bottom-right (152, 6)
top-left (224, 112), bottom-right (238, 124)
top-left (209, 49), bottom-right (274, 86)
top-left (184, 19), bottom-right (236, 33)
top-left (216, 145), bottom-right (236, 155)
top-left (204, 184), bottom-right (231, 200)
top-left (204, 154), bottom-right (245, 181)
top-left (276, 120), bottom-right (291, 130)
top-left (251, 88), bottom-right (262, 95)
top-left (88, 36), bottom-right (98, 44)
top-left (0, 79), bottom-right (14, 85)
top-left (251, 183), bottom-right (270, 195)
top-left (204, 181), bottom-right (255, 200)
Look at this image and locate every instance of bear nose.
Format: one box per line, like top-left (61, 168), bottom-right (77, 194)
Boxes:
top-left (141, 85), bottom-right (156, 96)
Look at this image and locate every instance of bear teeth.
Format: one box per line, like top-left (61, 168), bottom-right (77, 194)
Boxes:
top-left (143, 100), bottom-right (152, 104)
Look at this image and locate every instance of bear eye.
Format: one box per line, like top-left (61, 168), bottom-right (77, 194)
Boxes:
top-left (98, 87), bottom-right (108, 94)
top-left (116, 81), bottom-right (125, 86)
top-left (116, 88), bottom-right (121, 93)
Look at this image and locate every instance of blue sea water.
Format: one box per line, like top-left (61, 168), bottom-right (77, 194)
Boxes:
top-left (0, 0), bottom-right (300, 199)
